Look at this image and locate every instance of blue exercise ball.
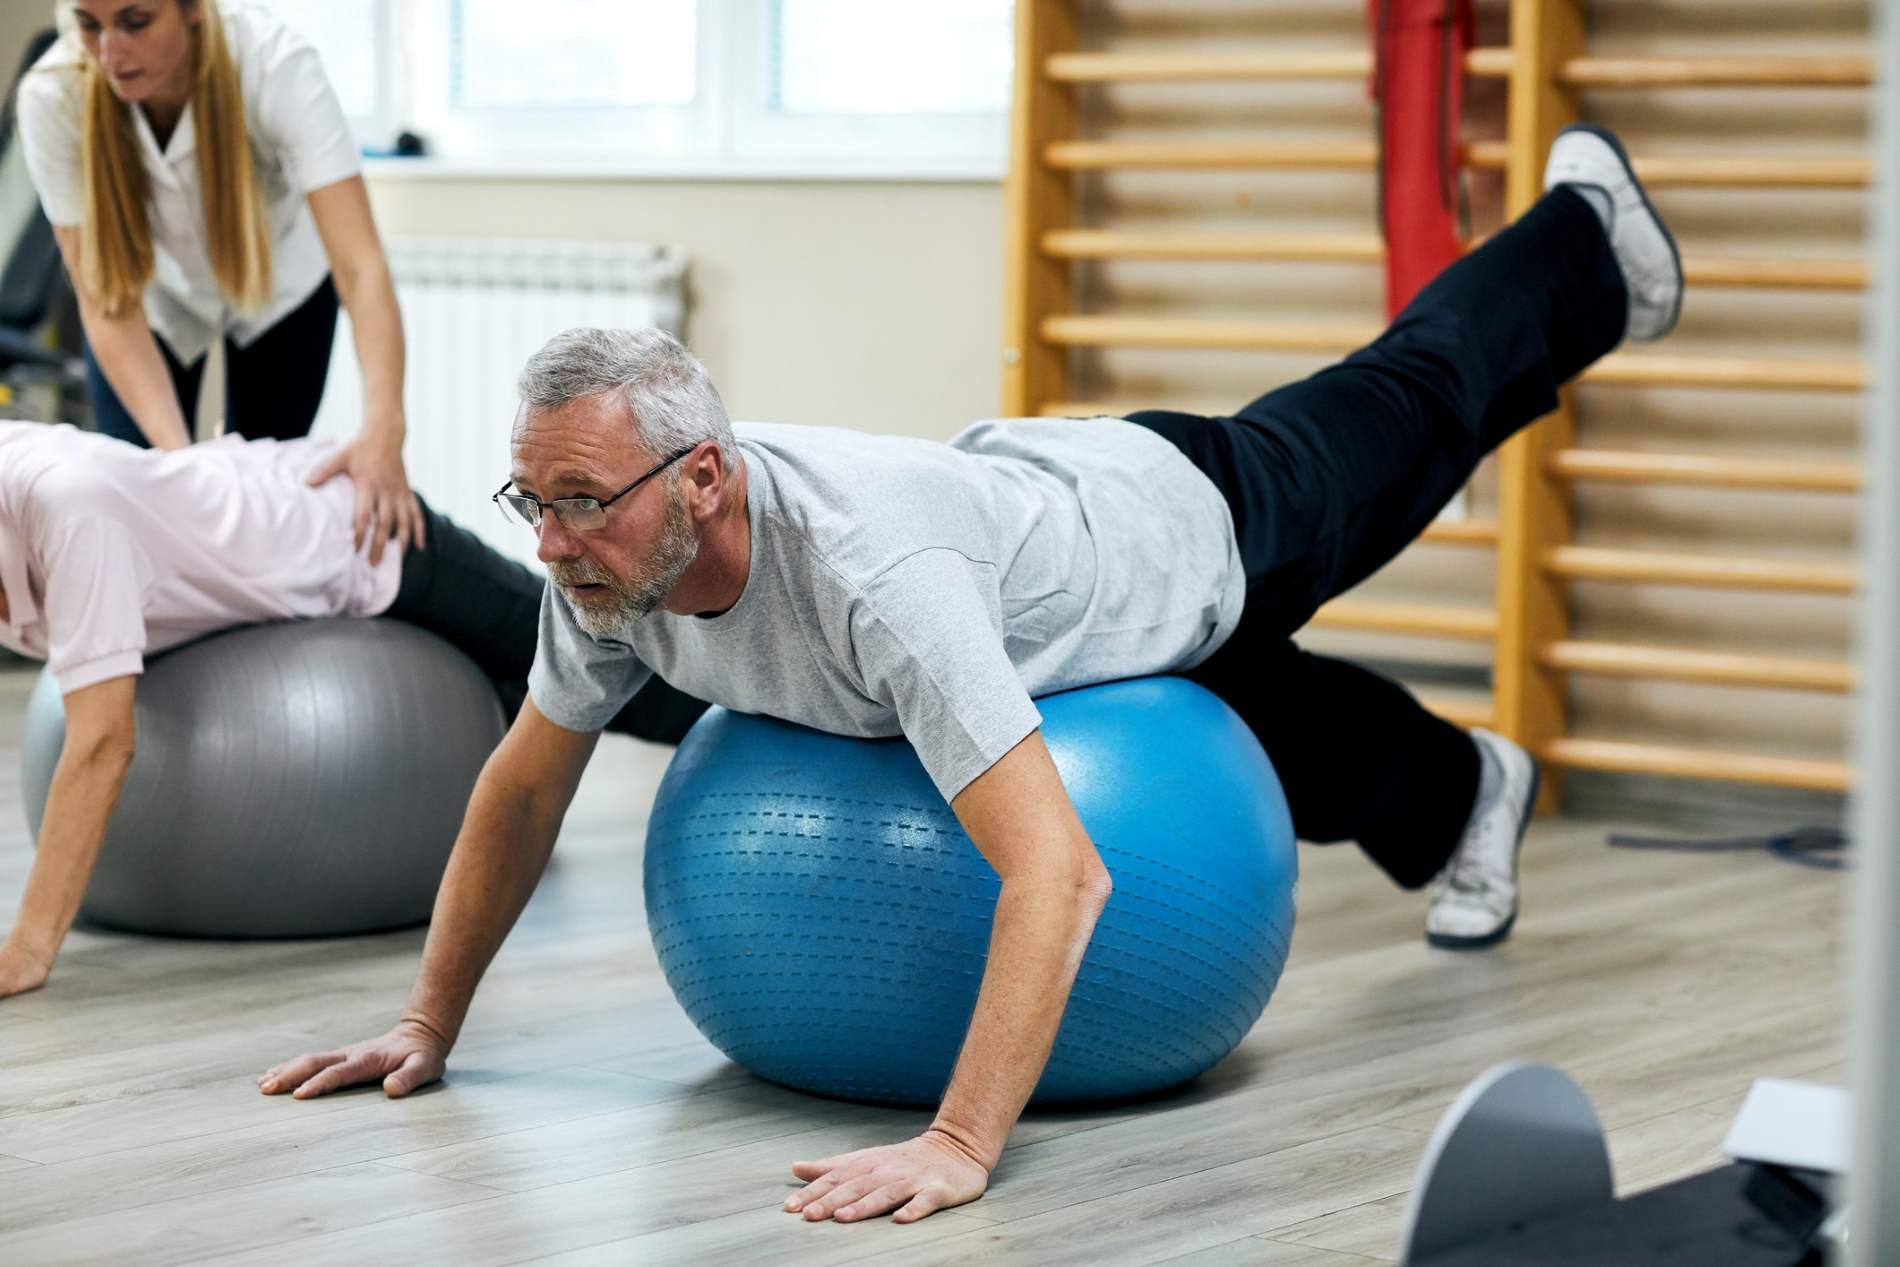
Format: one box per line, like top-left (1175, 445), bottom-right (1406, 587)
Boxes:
top-left (644, 677), bottom-right (1297, 1107)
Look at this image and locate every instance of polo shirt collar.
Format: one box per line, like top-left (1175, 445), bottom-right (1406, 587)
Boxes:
top-left (132, 99), bottom-right (196, 174)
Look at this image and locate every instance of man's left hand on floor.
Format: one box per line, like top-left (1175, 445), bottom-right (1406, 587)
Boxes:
top-left (784, 1129), bottom-right (991, 1224)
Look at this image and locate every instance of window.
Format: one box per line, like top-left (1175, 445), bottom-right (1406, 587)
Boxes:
top-left (254, 0), bottom-right (1015, 178)
top-left (728, 0), bottom-right (1013, 168)
top-left (769, 0), bottom-right (1013, 115)
top-left (252, 0), bottom-right (389, 137)
top-left (450, 0), bottom-right (697, 110)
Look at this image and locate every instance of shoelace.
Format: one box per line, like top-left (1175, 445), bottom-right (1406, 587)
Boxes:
top-left (1436, 800), bottom-right (1506, 898)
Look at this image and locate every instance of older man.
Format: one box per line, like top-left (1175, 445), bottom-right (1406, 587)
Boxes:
top-left (262, 127), bottom-right (1683, 1224)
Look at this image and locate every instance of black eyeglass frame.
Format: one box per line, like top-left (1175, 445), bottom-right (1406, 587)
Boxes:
top-left (493, 446), bottom-right (697, 530)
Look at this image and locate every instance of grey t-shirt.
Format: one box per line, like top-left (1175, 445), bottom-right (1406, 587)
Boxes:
top-left (528, 417), bottom-right (1246, 801)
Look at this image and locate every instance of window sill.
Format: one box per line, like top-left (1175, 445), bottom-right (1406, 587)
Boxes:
top-left (362, 153), bottom-right (1006, 184)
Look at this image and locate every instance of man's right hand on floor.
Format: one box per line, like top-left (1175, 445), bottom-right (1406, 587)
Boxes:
top-left (260, 1019), bottom-right (450, 1099)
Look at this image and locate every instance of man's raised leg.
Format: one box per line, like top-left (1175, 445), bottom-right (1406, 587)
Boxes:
top-left (1137, 125), bottom-right (1682, 947)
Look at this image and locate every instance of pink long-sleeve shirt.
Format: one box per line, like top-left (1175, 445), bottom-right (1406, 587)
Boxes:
top-left (0, 423), bottom-right (401, 693)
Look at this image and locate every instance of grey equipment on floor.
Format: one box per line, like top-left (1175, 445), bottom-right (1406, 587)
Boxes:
top-left (20, 620), bottom-right (506, 938)
top-left (1397, 1061), bottom-right (1615, 1264)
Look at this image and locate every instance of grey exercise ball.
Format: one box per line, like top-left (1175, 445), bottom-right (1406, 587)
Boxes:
top-left (20, 619), bottom-right (506, 938)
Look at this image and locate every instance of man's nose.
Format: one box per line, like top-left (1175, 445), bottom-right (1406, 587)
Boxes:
top-left (535, 512), bottom-right (583, 564)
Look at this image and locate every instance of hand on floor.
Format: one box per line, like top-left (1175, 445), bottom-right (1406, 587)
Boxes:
top-left (0, 941), bottom-right (50, 1000)
top-left (258, 1019), bottom-right (448, 1099)
top-left (784, 1129), bottom-right (989, 1224)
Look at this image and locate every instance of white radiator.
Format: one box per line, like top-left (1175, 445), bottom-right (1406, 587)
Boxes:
top-left (310, 238), bottom-right (688, 565)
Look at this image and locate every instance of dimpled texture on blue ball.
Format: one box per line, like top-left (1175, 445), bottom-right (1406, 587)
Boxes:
top-left (643, 677), bottom-right (1298, 1107)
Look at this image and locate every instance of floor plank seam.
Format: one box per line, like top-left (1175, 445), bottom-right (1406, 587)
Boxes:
top-left (371, 1106), bottom-right (890, 1189)
top-left (2, 1063), bottom-right (698, 1193)
top-left (1599, 1065), bottom-right (1838, 1141)
top-left (488, 1205), bottom-right (1005, 1267)
top-left (0, 1154), bottom-right (513, 1246)
top-left (358, 1158), bottom-right (522, 1196)
top-left (1255, 1189), bottom-right (1410, 1246)
top-left (1256, 1235), bottom-right (1390, 1263)
top-left (0, 1100), bottom-right (362, 1169)
top-left (974, 1150), bottom-right (1416, 1231)
top-left (157, 1161), bottom-right (522, 1267)
top-left (578, 1060), bottom-right (747, 1095)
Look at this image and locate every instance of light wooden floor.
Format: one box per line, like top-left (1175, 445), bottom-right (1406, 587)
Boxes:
top-left (0, 663), bottom-right (1843, 1266)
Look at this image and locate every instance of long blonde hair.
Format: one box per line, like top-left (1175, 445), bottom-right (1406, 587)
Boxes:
top-left (75, 0), bottom-right (272, 316)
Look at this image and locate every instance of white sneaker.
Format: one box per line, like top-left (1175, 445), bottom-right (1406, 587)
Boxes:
top-left (1426, 728), bottom-right (1540, 950)
top-left (1543, 123), bottom-right (1684, 342)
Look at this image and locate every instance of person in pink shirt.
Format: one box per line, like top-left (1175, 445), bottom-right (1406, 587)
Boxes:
top-left (0, 420), bottom-right (705, 999)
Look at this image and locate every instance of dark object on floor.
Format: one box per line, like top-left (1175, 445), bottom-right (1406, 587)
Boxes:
top-left (1607, 826), bottom-right (1845, 871)
top-left (1411, 1163), bottom-right (1817, 1266)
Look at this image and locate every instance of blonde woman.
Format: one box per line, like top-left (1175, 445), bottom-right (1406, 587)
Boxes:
top-left (16, 0), bottom-right (420, 559)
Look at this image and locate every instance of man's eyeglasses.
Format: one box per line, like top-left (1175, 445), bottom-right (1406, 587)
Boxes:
top-left (493, 447), bottom-right (695, 532)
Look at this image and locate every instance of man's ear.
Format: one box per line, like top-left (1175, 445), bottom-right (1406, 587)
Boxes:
top-left (687, 444), bottom-right (725, 518)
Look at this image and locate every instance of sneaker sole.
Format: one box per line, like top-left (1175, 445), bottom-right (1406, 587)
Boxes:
top-left (1425, 757), bottom-right (1542, 951)
top-left (1557, 122), bottom-right (1685, 340)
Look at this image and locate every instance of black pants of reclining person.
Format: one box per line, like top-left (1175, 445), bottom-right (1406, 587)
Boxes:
top-left (1126, 187), bottom-right (1627, 889)
top-left (383, 501), bottom-right (710, 745)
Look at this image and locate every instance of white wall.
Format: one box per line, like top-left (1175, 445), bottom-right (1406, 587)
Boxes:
top-left (362, 174), bottom-right (1006, 443)
top-left (1, 6), bottom-right (49, 85)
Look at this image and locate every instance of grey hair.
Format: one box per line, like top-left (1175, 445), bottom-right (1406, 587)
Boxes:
top-left (516, 327), bottom-right (735, 462)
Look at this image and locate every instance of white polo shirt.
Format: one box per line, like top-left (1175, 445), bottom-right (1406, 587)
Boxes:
top-left (16, 1), bottom-right (362, 365)
top-left (0, 422), bottom-right (401, 694)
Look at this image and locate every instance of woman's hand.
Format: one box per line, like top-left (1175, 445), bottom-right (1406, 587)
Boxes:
top-left (0, 939), bottom-right (52, 1001)
top-left (306, 424), bottom-right (425, 565)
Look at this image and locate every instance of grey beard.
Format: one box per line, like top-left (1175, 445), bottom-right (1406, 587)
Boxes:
top-left (554, 495), bottom-right (700, 641)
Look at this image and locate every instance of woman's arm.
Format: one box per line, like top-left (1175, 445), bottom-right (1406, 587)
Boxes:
top-left (0, 675), bottom-right (138, 999)
top-left (51, 227), bottom-right (192, 451)
top-left (303, 176), bottom-right (423, 563)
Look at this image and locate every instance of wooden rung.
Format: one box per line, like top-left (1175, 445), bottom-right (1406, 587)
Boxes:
top-left (1585, 354), bottom-right (1867, 392)
top-left (1309, 599), bottom-right (1498, 641)
top-left (1041, 48), bottom-right (1513, 84)
top-left (1466, 140), bottom-right (1510, 171)
top-left (1469, 141), bottom-right (1868, 187)
top-left (1420, 518), bottom-right (1499, 547)
top-left (1043, 140), bottom-right (1379, 171)
top-left (1046, 141), bottom-right (1867, 186)
top-left (1039, 401), bottom-right (1146, 418)
top-left (1548, 449), bottom-right (1862, 493)
top-left (1465, 48), bottom-right (1514, 79)
top-left (1040, 314), bottom-right (1375, 353)
top-left (1559, 55), bottom-right (1875, 88)
top-left (1417, 694), bottom-right (1496, 730)
top-left (1541, 640), bottom-right (1855, 693)
top-left (1627, 155), bottom-right (1869, 188)
top-left (1041, 229), bottom-right (1386, 262)
top-left (1540, 737), bottom-right (1850, 793)
top-left (1544, 545), bottom-right (1857, 594)
top-left (1039, 236), bottom-right (1865, 291)
top-left (1037, 325), bottom-right (1864, 392)
top-left (1683, 255), bottom-right (1868, 290)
